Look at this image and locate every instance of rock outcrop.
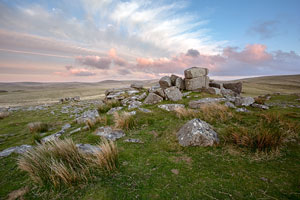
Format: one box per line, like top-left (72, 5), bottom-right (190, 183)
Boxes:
top-left (184, 67), bottom-right (209, 91)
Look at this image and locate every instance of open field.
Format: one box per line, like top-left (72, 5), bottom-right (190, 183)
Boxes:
top-left (1, 74), bottom-right (300, 107)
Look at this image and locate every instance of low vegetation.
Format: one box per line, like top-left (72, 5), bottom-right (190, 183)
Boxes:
top-left (199, 103), bottom-right (233, 123)
top-left (113, 112), bottom-right (136, 130)
top-left (174, 107), bottom-right (198, 119)
top-left (98, 99), bottom-right (121, 113)
top-left (27, 122), bottom-right (49, 133)
top-left (17, 138), bottom-right (118, 188)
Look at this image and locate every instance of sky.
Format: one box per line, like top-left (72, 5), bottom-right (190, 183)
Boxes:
top-left (0, 0), bottom-right (300, 82)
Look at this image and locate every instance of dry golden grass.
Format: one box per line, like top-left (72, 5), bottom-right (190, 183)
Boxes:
top-left (93, 138), bottom-right (118, 172)
top-left (17, 138), bottom-right (118, 188)
top-left (27, 122), bottom-right (49, 133)
top-left (114, 112), bottom-right (136, 130)
top-left (199, 103), bottom-right (232, 123)
top-left (174, 107), bottom-right (198, 119)
top-left (0, 112), bottom-right (9, 119)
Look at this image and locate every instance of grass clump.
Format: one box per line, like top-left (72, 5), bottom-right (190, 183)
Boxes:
top-left (199, 103), bottom-right (232, 123)
top-left (174, 107), bottom-right (198, 119)
top-left (0, 112), bottom-right (9, 119)
top-left (86, 116), bottom-right (108, 130)
top-left (223, 113), bottom-right (299, 152)
top-left (98, 100), bottom-right (121, 114)
top-left (27, 122), bottom-right (49, 133)
top-left (114, 112), bottom-right (136, 130)
top-left (17, 138), bottom-right (118, 188)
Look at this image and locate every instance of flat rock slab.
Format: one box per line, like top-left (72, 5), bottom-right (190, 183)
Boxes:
top-left (138, 108), bottom-right (152, 113)
top-left (95, 127), bottom-right (125, 141)
top-left (158, 104), bottom-right (185, 111)
top-left (236, 108), bottom-right (250, 113)
top-left (0, 145), bottom-right (32, 157)
top-left (177, 118), bottom-right (219, 147)
top-left (189, 98), bottom-right (226, 109)
top-left (76, 144), bottom-right (101, 154)
top-left (41, 130), bottom-right (64, 143)
top-left (251, 103), bottom-right (269, 110)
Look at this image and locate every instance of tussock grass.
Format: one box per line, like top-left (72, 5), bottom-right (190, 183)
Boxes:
top-left (223, 113), bottom-right (299, 152)
top-left (114, 112), bottom-right (136, 130)
top-left (174, 107), bottom-right (198, 119)
top-left (199, 103), bottom-right (232, 123)
top-left (86, 116), bottom-right (108, 130)
top-left (18, 138), bottom-right (118, 188)
top-left (28, 122), bottom-right (49, 133)
top-left (254, 96), bottom-right (267, 104)
top-left (98, 100), bottom-right (121, 114)
top-left (0, 112), bottom-right (9, 119)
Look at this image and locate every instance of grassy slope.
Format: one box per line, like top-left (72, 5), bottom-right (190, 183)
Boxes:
top-left (1, 92), bottom-right (300, 199)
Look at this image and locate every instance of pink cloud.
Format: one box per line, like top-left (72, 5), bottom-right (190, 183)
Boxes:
top-left (76, 55), bottom-right (111, 69)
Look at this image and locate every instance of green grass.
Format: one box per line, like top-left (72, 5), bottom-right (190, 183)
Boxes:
top-left (0, 92), bottom-right (300, 199)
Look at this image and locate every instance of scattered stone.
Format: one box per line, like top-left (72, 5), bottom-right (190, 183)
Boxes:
top-left (221, 88), bottom-right (238, 98)
top-left (175, 77), bottom-right (185, 90)
top-left (144, 93), bottom-right (163, 105)
top-left (95, 127), bottom-right (125, 141)
top-left (185, 76), bottom-right (209, 91)
top-left (223, 82), bottom-right (242, 94)
top-left (127, 90), bottom-right (139, 95)
top-left (137, 92), bottom-right (147, 100)
top-left (171, 169), bottom-right (179, 175)
top-left (128, 111), bottom-right (137, 115)
top-left (69, 127), bottom-right (81, 134)
top-left (128, 101), bottom-right (142, 109)
top-left (41, 130), bottom-right (64, 143)
top-left (60, 96), bottom-right (80, 103)
top-left (158, 104), bottom-right (185, 111)
top-left (184, 67), bottom-right (208, 78)
top-left (138, 108), bottom-right (152, 113)
top-left (107, 107), bottom-right (123, 115)
top-left (170, 74), bottom-right (179, 86)
top-left (234, 96), bottom-right (255, 107)
top-left (189, 98), bottom-right (226, 109)
top-left (225, 101), bottom-right (236, 109)
top-left (159, 76), bottom-right (172, 89)
top-left (0, 145), bottom-right (32, 157)
top-left (76, 109), bottom-right (99, 124)
top-left (130, 83), bottom-right (143, 89)
top-left (202, 87), bottom-right (221, 95)
top-left (124, 138), bottom-right (144, 143)
top-left (76, 144), bottom-right (101, 154)
top-left (164, 87), bottom-right (183, 101)
top-left (177, 118), bottom-right (219, 147)
top-left (236, 108), bottom-right (250, 113)
top-left (61, 123), bottom-right (71, 131)
top-left (251, 103), bottom-right (269, 110)
top-left (182, 91), bottom-right (192, 97)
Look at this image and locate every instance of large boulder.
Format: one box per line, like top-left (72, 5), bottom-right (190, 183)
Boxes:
top-left (164, 87), bottom-right (183, 101)
top-left (170, 74), bottom-right (179, 86)
top-left (184, 67), bottom-right (208, 79)
top-left (144, 93), bottom-right (163, 105)
top-left (130, 83), bottom-right (143, 89)
top-left (185, 76), bottom-right (209, 91)
top-left (189, 98), bottom-right (226, 109)
top-left (158, 104), bottom-right (185, 111)
top-left (234, 96), bottom-right (255, 107)
top-left (177, 119), bottom-right (219, 147)
top-left (149, 87), bottom-right (166, 98)
top-left (95, 127), bottom-right (125, 141)
top-left (175, 77), bottom-right (185, 90)
top-left (159, 76), bottom-right (172, 89)
top-left (223, 82), bottom-right (242, 94)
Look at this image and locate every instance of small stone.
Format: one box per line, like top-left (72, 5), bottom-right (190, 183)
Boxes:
top-left (236, 108), bottom-right (250, 113)
top-left (124, 138), bottom-right (143, 143)
top-left (189, 98), bottom-right (226, 109)
top-left (225, 101), bottom-right (236, 109)
top-left (95, 127), bottom-right (125, 141)
top-left (158, 104), bottom-right (185, 111)
top-left (107, 107), bottom-right (123, 115)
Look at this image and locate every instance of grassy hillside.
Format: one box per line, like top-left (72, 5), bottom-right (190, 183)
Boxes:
top-left (0, 90), bottom-right (300, 199)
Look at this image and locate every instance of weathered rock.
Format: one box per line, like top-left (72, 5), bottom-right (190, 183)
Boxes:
top-left (202, 87), bottom-right (221, 95)
top-left (144, 93), bottom-right (163, 105)
top-left (158, 104), bottom-right (185, 111)
top-left (170, 74), bottom-right (180, 86)
top-left (76, 109), bottom-right (99, 124)
top-left (184, 67), bottom-right (208, 79)
top-left (175, 77), bottom-right (185, 90)
top-left (159, 76), bottom-right (172, 89)
top-left (138, 108), bottom-right (152, 113)
top-left (151, 87), bottom-right (166, 98)
top-left (209, 81), bottom-right (222, 89)
top-left (234, 97), bottom-right (255, 107)
top-left (189, 98), bottom-right (226, 109)
top-left (130, 83), bottom-right (143, 89)
top-left (164, 87), bottom-right (183, 101)
top-left (177, 119), bottom-right (219, 147)
top-left (185, 76), bottom-right (209, 91)
top-left (223, 82), bottom-right (242, 94)
top-left (0, 145), bottom-right (32, 157)
top-left (221, 88), bottom-right (238, 98)
top-left (224, 101), bottom-right (236, 109)
top-left (124, 139), bottom-right (144, 143)
top-left (69, 127), bottom-right (81, 134)
top-left (236, 107), bottom-right (250, 113)
top-left (128, 101), bottom-right (142, 109)
top-left (41, 130), bottom-right (64, 143)
top-left (95, 127), bottom-right (125, 141)
top-left (61, 123), bottom-right (71, 131)
top-left (251, 103), bottom-right (269, 110)
top-left (107, 107), bottom-right (123, 115)
top-left (76, 144), bottom-right (101, 154)
top-left (137, 92), bottom-right (147, 100)
top-left (128, 111), bottom-right (137, 115)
